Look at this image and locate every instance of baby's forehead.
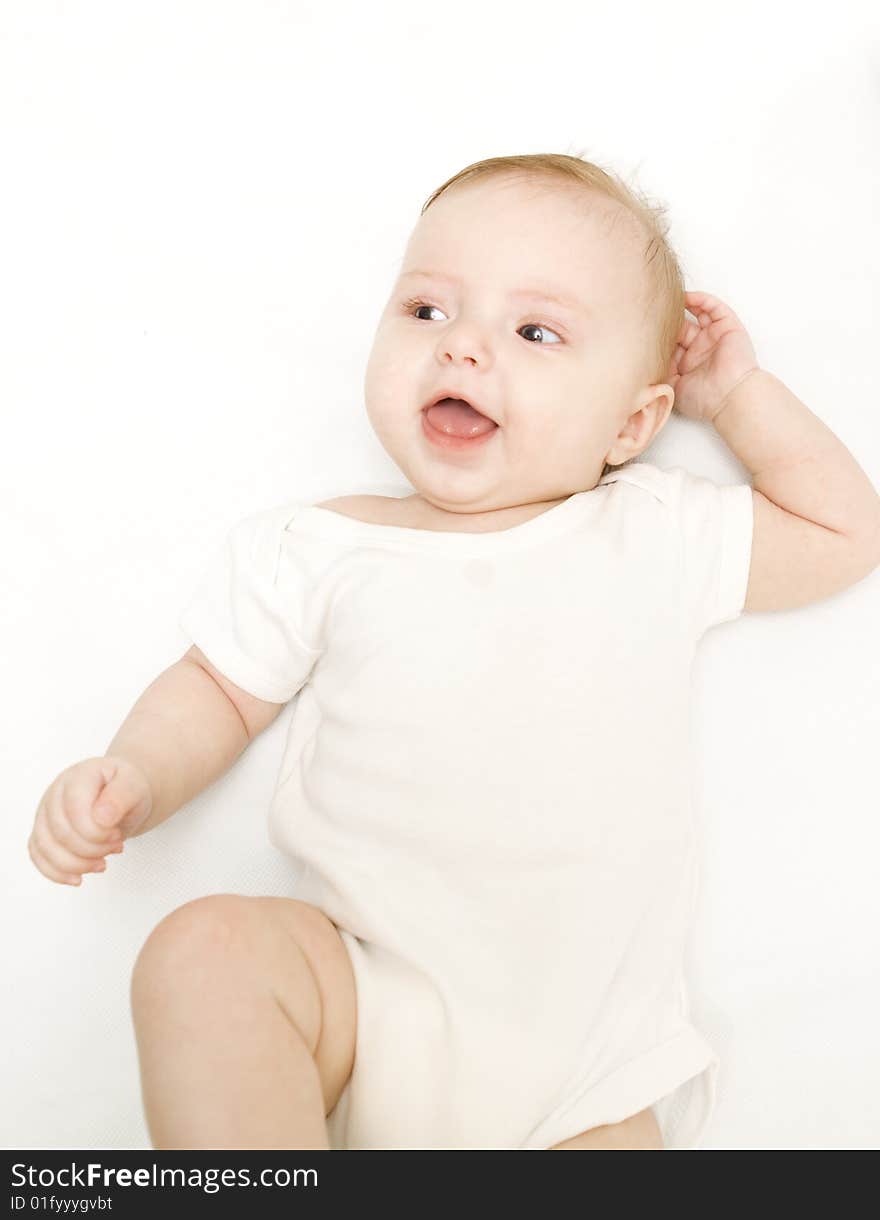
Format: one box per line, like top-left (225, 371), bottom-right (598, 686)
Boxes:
top-left (412, 188), bottom-right (649, 308)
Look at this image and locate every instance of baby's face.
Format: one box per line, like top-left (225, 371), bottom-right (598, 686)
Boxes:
top-left (363, 173), bottom-right (674, 517)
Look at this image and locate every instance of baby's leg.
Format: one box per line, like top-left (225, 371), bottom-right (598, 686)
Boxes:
top-left (130, 894), bottom-right (356, 1149)
top-left (548, 1105), bottom-right (663, 1150)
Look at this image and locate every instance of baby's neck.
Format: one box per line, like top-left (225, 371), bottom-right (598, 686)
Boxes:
top-left (396, 493), bottom-right (571, 534)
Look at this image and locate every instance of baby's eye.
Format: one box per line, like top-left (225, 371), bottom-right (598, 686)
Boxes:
top-left (407, 300), bottom-right (445, 322)
top-left (402, 298), bottom-right (563, 345)
top-left (518, 322), bottom-right (563, 345)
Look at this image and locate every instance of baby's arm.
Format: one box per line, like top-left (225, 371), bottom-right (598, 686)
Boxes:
top-left (106, 645), bottom-right (285, 839)
top-left (713, 369), bottom-right (880, 612)
top-left (29, 646), bottom-right (286, 884)
top-left (673, 292), bottom-right (880, 612)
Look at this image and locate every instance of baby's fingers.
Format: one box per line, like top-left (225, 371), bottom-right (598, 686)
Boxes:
top-left (57, 770), bottom-right (127, 847)
top-left (27, 830), bottom-right (104, 886)
top-left (44, 793), bottom-right (122, 859)
top-left (31, 818), bottom-right (115, 874)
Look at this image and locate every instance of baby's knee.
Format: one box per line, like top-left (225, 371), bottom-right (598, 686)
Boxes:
top-left (131, 893), bottom-right (254, 996)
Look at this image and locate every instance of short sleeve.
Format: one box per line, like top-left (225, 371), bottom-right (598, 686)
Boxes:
top-left (668, 465), bottom-right (754, 640)
top-left (177, 504), bottom-right (322, 703)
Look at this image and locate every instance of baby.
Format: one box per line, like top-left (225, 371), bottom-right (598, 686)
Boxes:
top-left (28, 154), bottom-right (880, 1151)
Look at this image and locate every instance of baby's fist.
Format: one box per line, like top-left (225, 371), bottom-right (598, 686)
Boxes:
top-left (90, 757), bottom-right (153, 838)
top-left (28, 756), bottom-right (152, 887)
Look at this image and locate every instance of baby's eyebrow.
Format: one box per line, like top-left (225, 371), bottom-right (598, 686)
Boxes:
top-left (397, 269), bottom-right (591, 316)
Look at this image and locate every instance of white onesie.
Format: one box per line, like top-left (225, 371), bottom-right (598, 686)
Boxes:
top-left (177, 460), bottom-right (754, 1150)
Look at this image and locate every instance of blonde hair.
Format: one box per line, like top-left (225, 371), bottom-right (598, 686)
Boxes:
top-left (420, 151), bottom-right (687, 477)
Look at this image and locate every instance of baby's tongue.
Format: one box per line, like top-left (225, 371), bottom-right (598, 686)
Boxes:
top-left (425, 398), bottom-right (496, 437)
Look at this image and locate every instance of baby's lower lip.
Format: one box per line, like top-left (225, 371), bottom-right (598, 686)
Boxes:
top-left (420, 408), bottom-right (499, 452)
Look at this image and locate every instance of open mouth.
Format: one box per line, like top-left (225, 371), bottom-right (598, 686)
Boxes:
top-left (422, 396), bottom-right (499, 444)
top-left (421, 396), bottom-right (499, 453)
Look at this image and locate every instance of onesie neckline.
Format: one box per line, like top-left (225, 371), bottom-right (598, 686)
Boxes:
top-left (289, 472), bottom-right (621, 554)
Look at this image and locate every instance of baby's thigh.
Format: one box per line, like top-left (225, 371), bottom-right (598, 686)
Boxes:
top-left (548, 1105), bottom-right (663, 1150)
top-left (253, 895), bottom-right (358, 1114)
top-left (134, 894), bottom-right (357, 1116)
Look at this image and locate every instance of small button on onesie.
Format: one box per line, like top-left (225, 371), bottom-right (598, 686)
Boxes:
top-left (178, 462), bottom-right (754, 1149)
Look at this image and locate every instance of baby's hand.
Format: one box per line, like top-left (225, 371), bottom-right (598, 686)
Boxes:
top-left (27, 756), bottom-right (152, 886)
top-left (669, 291), bottom-right (760, 424)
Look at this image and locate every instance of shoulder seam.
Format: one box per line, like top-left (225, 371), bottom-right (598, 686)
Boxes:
top-left (600, 462), bottom-right (679, 508)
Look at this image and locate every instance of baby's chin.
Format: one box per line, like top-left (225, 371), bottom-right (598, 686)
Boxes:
top-left (403, 465), bottom-right (576, 522)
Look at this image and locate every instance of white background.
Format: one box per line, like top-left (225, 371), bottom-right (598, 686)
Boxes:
top-left (2, 0), bottom-right (878, 1150)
